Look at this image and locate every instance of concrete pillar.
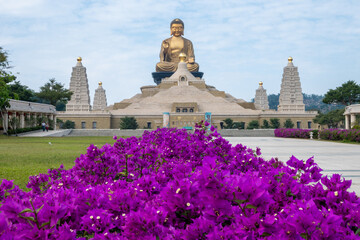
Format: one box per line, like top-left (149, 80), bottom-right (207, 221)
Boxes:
top-left (351, 114), bottom-right (356, 128)
top-left (345, 114), bottom-right (350, 129)
top-left (49, 114), bottom-right (54, 130)
top-left (34, 113), bottom-right (37, 127)
top-left (53, 115), bottom-right (57, 130)
top-left (3, 112), bottom-right (8, 132)
top-left (12, 112), bottom-right (17, 130)
top-left (27, 113), bottom-right (31, 127)
top-left (20, 113), bottom-right (25, 128)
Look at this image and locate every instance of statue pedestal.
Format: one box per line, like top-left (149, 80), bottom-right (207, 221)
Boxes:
top-left (152, 72), bottom-right (204, 85)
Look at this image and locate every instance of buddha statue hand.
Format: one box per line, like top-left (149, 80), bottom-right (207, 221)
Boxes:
top-left (188, 57), bottom-right (195, 64)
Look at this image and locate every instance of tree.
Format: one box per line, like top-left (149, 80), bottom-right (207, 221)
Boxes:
top-left (313, 109), bottom-right (345, 128)
top-left (233, 122), bottom-right (245, 129)
top-left (247, 120), bottom-right (259, 129)
top-left (323, 80), bottom-right (360, 106)
top-left (62, 120), bottom-right (75, 129)
top-left (222, 118), bottom-right (244, 129)
top-left (283, 119), bottom-right (294, 128)
top-left (268, 94), bottom-right (280, 110)
top-left (223, 118), bottom-right (234, 129)
top-left (8, 80), bottom-right (36, 102)
top-left (261, 119), bottom-right (270, 129)
top-left (270, 118), bottom-right (280, 129)
top-left (35, 78), bottom-right (72, 110)
top-left (56, 102), bottom-right (66, 111)
top-left (120, 116), bottom-right (138, 129)
top-left (0, 47), bottom-right (17, 135)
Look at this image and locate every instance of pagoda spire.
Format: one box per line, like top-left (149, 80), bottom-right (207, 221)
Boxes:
top-left (66, 57), bottom-right (91, 111)
top-left (254, 81), bottom-right (269, 110)
top-left (278, 57), bottom-right (305, 112)
top-left (93, 82), bottom-right (108, 111)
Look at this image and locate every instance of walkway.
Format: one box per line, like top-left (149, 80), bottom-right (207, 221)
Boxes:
top-left (225, 137), bottom-right (360, 195)
top-left (19, 129), bottom-right (71, 137)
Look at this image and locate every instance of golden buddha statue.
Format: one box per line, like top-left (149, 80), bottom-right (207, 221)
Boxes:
top-left (156, 19), bottom-right (199, 72)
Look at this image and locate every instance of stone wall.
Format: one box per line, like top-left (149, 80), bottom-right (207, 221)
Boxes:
top-left (67, 129), bottom-right (275, 137)
top-left (58, 112), bottom-right (318, 130)
top-left (57, 114), bottom-right (111, 129)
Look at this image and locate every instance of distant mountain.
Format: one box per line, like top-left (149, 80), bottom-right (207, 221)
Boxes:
top-left (267, 93), bottom-right (343, 113)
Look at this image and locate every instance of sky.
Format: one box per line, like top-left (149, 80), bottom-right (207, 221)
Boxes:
top-left (1, 0), bottom-right (360, 106)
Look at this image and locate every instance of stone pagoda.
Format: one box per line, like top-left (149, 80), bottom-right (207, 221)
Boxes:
top-left (66, 57), bottom-right (91, 111)
top-left (278, 57), bottom-right (305, 112)
top-left (254, 81), bottom-right (269, 110)
top-left (93, 81), bottom-right (107, 111)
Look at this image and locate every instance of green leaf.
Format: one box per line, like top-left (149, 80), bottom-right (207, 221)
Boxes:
top-left (355, 228), bottom-right (360, 235)
top-left (245, 204), bottom-right (257, 209)
top-left (286, 190), bottom-right (295, 197)
top-left (20, 216), bottom-right (35, 222)
top-left (19, 208), bottom-right (33, 214)
top-left (300, 233), bottom-right (308, 239)
top-left (234, 199), bottom-right (247, 206)
top-left (36, 204), bottom-right (44, 213)
top-left (261, 232), bottom-right (271, 237)
top-left (40, 221), bottom-right (50, 228)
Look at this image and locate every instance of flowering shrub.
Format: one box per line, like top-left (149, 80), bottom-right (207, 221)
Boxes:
top-left (274, 128), bottom-right (313, 138)
top-left (319, 129), bottom-right (360, 142)
top-left (1, 123), bottom-right (360, 239)
top-left (275, 128), bottom-right (360, 143)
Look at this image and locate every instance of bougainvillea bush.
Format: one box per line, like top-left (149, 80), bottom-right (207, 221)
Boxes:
top-left (1, 123), bottom-right (360, 239)
top-left (319, 129), bottom-right (360, 143)
top-left (274, 128), bottom-right (313, 139)
top-left (275, 128), bottom-right (360, 143)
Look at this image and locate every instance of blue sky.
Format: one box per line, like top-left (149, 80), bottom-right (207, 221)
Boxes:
top-left (1, 0), bottom-right (360, 105)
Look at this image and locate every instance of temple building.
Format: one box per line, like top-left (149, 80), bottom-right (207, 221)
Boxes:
top-left (278, 57), bottom-right (306, 112)
top-left (57, 57), bottom-right (317, 130)
top-left (57, 18), bottom-right (317, 130)
top-left (65, 57), bottom-right (91, 112)
top-left (254, 82), bottom-right (269, 110)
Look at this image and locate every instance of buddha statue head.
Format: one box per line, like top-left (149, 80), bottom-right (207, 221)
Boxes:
top-left (170, 18), bottom-right (184, 37)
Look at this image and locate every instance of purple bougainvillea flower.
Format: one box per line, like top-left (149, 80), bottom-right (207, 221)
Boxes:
top-left (0, 124), bottom-right (360, 239)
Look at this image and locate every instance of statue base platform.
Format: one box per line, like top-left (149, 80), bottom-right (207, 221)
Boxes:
top-left (152, 72), bottom-right (204, 85)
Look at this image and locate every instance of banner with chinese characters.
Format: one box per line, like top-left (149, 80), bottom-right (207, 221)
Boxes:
top-left (205, 112), bottom-right (211, 128)
top-left (163, 112), bottom-right (170, 128)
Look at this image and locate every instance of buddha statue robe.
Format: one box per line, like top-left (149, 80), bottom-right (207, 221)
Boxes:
top-left (156, 36), bottom-right (199, 72)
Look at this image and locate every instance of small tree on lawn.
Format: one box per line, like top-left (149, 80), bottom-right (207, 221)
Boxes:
top-left (270, 118), bottom-right (280, 129)
top-left (261, 119), bottom-right (270, 129)
top-left (223, 118), bottom-right (234, 129)
top-left (120, 116), bottom-right (138, 129)
top-left (283, 119), bottom-right (294, 128)
top-left (223, 118), bottom-right (244, 129)
top-left (62, 120), bottom-right (75, 129)
top-left (247, 120), bottom-right (259, 129)
top-left (233, 122), bottom-right (245, 129)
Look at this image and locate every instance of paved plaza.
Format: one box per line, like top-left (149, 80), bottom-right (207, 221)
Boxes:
top-left (225, 137), bottom-right (360, 195)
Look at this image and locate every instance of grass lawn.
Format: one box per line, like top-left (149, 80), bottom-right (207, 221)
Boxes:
top-left (0, 136), bottom-right (115, 190)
